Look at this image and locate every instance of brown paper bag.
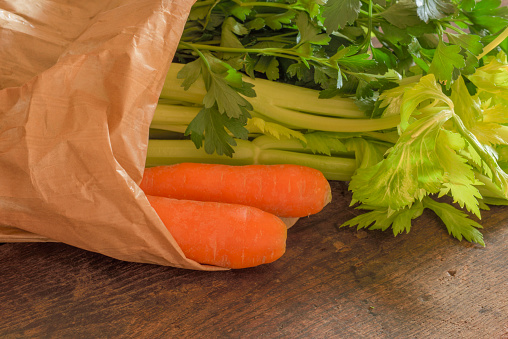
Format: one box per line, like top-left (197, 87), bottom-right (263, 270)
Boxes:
top-left (0, 0), bottom-right (226, 270)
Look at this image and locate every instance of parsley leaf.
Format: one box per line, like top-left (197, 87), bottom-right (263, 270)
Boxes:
top-left (292, 0), bottom-right (323, 18)
top-left (177, 59), bottom-right (204, 90)
top-left (427, 41), bottom-right (466, 87)
top-left (415, 0), bottom-right (456, 23)
top-left (446, 33), bottom-right (484, 57)
top-left (220, 17), bottom-right (248, 61)
top-left (379, 1), bottom-right (421, 28)
top-left (186, 105), bottom-right (249, 157)
top-left (464, 0), bottom-right (508, 36)
top-left (446, 33), bottom-right (483, 75)
top-left (252, 56), bottom-right (280, 81)
top-left (203, 71), bottom-right (253, 118)
top-left (264, 10), bottom-right (296, 30)
top-left (371, 47), bottom-right (397, 74)
top-left (296, 12), bottom-right (331, 46)
top-left (175, 54), bottom-right (255, 156)
top-left (322, 0), bottom-right (362, 33)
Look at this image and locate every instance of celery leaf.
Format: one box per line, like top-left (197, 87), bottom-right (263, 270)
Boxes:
top-left (302, 132), bottom-right (348, 156)
top-left (400, 74), bottom-right (452, 130)
top-left (349, 110), bottom-right (454, 212)
top-left (435, 130), bottom-right (483, 217)
top-left (467, 56), bottom-right (508, 104)
top-left (423, 197), bottom-right (485, 246)
top-left (341, 201), bottom-right (424, 236)
top-left (344, 137), bottom-right (386, 170)
top-left (247, 117), bottom-right (306, 142)
top-left (450, 76), bottom-right (482, 128)
top-left (472, 123), bottom-right (508, 146)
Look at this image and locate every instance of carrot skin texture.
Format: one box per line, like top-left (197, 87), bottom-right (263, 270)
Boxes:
top-left (140, 163), bottom-right (332, 218)
top-left (147, 195), bottom-right (287, 269)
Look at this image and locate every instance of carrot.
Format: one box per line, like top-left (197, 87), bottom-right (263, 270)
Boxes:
top-left (140, 163), bottom-right (332, 218)
top-left (147, 195), bottom-right (287, 269)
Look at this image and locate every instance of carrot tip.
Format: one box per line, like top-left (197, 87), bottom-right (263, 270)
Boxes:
top-left (280, 217), bottom-right (299, 228)
top-left (325, 188), bottom-right (332, 206)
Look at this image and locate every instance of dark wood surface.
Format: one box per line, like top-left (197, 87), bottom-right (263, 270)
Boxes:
top-left (1, 181), bottom-right (507, 338)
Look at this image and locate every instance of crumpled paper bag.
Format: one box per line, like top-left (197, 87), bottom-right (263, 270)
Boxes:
top-left (0, 0), bottom-right (225, 270)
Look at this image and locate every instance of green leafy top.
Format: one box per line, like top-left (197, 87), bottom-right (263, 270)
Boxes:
top-left (175, 0), bottom-right (508, 155)
top-left (345, 56), bottom-right (508, 245)
top-left (163, 0), bottom-right (508, 245)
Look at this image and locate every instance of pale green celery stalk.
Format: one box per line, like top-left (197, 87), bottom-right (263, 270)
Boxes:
top-left (476, 173), bottom-right (508, 200)
top-left (477, 26), bottom-right (508, 59)
top-left (160, 65), bottom-right (206, 105)
top-left (146, 138), bottom-right (357, 181)
top-left (152, 97), bottom-right (401, 134)
top-left (361, 131), bottom-right (400, 144)
top-left (148, 129), bottom-right (184, 140)
top-left (250, 98), bottom-right (401, 132)
top-left (452, 114), bottom-right (508, 197)
top-left (150, 125), bottom-right (188, 134)
top-left (251, 134), bottom-right (356, 157)
top-left (149, 102), bottom-right (282, 134)
top-left (162, 63), bottom-right (372, 119)
top-left (146, 139), bottom-right (257, 166)
top-left (251, 133), bottom-right (393, 157)
top-left (241, 76), bottom-right (366, 118)
top-left (255, 149), bottom-right (356, 180)
top-left (151, 103), bottom-right (197, 126)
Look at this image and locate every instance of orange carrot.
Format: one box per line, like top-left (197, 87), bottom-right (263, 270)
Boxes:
top-left (140, 163), bottom-right (332, 218)
top-left (147, 195), bottom-right (287, 269)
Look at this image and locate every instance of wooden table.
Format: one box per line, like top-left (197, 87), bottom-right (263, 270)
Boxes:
top-left (1, 181), bottom-right (507, 338)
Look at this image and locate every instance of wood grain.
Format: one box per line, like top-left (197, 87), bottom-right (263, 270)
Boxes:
top-left (1, 181), bottom-right (507, 338)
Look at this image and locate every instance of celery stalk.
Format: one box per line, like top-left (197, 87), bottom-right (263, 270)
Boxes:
top-left (151, 104), bottom-right (198, 126)
top-left (146, 138), bottom-right (357, 181)
top-left (249, 98), bottom-right (400, 132)
top-left (146, 139), bottom-right (257, 166)
top-left (161, 63), bottom-right (387, 123)
top-left (158, 64), bottom-right (400, 134)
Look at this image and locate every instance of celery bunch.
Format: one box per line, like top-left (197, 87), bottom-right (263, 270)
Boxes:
top-left (149, 64), bottom-right (394, 180)
top-left (148, 0), bottom-right (508, 245)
